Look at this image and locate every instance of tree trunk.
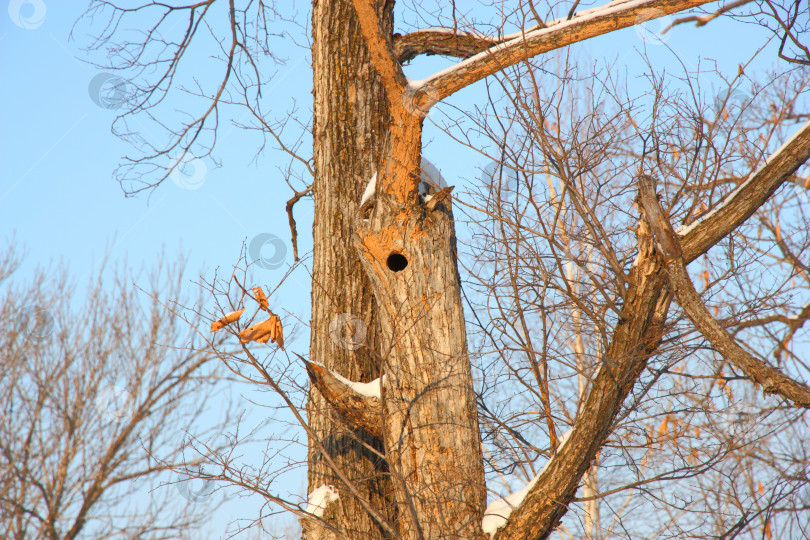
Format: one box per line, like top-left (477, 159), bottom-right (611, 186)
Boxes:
top-left (307, 0), bottom-right (396, 537)
top-left (310, 3), bottom-right (487, 536)
top-left (353, 113), bottom-right (487, 538)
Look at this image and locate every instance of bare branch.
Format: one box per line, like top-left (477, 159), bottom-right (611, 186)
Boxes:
top-left (416, 0), bottom-right (715, 103)
top-left (286, 186), bottom-right (313, 262)
top-left (669, 0), bottom-right (753, 28)
top-left (496, 222), bottom-right (675, 539)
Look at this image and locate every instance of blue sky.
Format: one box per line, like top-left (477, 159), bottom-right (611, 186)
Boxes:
top-left (1, 1), bottom-right (314, 321)
top-left (1, 2), bottom-right (777, 297)
top-left (0, 0), bottom-right (788, 536)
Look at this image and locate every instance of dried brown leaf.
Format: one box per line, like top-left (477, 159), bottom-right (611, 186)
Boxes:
top-left (237, 312), bottom-right (284, 349)
top-left (253, 287), bottom-right (270, 311)
top-left (211, 309), bottom-right (245, 332)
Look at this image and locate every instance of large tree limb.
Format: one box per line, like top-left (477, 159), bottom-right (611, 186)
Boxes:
top-left (680, 119), bottom-right (810, 263)
top-left (638, 174), bottom-right (810, 407)
top-left (495, 224), bottom-right (674, 539)
top-left (393, 29), bottom-right (498, 63)
top-left (413, 0), bottom-right (716, 102)
top-left (351, 0), bottom-right (407, 97)
top-left (495, 136), bottom-right (810, 534)
top-left (302, 358), bottom-right (383, 439)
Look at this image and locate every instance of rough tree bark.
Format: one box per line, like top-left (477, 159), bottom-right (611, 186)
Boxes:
top-left (309, 0), bottom-right (487, 536)
top-left (352, 110), bottom-right (487, 539)
top-left (307, 1), bottom-right (396, 538)
top-left (73, 0), bottom-right (810, 537)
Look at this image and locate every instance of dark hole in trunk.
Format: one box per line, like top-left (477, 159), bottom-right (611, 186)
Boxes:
top-left (387, 252), bottom-right (408, 272)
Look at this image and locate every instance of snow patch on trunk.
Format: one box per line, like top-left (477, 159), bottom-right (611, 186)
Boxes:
top-left (419, 158), bottom-right (447, 202)
top-left (360, 161), bottom-right (445, 205)
top-left (360, 172), bottom-right (377, 207)
top-left (305, 484), bottom-right (339, 517)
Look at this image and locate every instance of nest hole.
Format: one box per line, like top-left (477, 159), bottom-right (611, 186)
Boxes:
top-left (386, 252), bottom-right (408, 272)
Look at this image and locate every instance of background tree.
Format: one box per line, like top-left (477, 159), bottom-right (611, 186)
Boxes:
top-left (77, 0), bottom-right (810, 538)
top-left (459, 52), bottom-right (810, 538)
top-left (0, 245), bottom-right (234, 539)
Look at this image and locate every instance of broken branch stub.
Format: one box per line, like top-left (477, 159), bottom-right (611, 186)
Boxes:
top-left (302, 358), bottom-right (383, 439)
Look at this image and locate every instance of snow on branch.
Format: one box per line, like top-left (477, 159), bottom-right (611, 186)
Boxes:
top-left (410, 0), bottom-right (714, 103)
top-left (419, 158), bottom-right (448, 202)
top-left (482, 429), bottom-right (573, 539)
top-left (638, 174), bottom-right (810, 407)
top-left (330, 371), bottom-right (382, 399)
top-left (679, 118), bottom-right (810, 263)
top-left (360, 172), bottom-right (377, 208)
top-left (299, 356), bottom-right (383, 438)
